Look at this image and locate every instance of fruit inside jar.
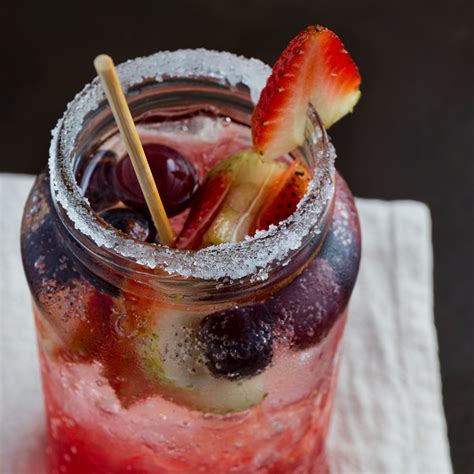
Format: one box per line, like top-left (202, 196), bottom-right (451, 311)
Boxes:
top-left (70, 103), bottom-right (361, 409)
top-left (69, 24), bottom-right (362, 417)
top-left (22, 26), bottom-right (363, 472)
top-left (78, 112), bottom-right (312, 248)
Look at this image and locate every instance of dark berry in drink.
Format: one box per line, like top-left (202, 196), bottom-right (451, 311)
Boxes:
top-left (82, 150), bottom-right (119, 211)
top-left (115, 143), bottom-right (199, 217)
top-left (318, 174), bottom-right (361, 293)
top-left (199, 304), bottom-right (274, 380)
top-left (21, 175), bottom-right (80, 292)
top-left (22, 174), bottom-right (120, 297)
top-left (100, 208), bottom-right (156, 242)
top-left (267, 259), bottom-right (347, 349)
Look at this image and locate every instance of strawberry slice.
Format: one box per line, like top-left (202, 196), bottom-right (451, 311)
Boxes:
top-left (174, 175), bottom-right (231, 250)
top-left (57, 286), bottom-right (114, 362)
top-left (202, 151), bottom-right (287, 245)
top-left (175, 150), bottom-right (287, 249)
top-left (252, 25), bottom-right (361, 159)
top-left (255, 160), bottom-right (311, 231)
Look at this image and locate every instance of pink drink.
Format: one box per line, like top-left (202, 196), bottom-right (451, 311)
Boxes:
top-left (21, 50), bottom-right (360, 473)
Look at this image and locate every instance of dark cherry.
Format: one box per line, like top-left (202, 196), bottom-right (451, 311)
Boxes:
top-left (82, 150), bottom-right (119, 211)
top-left (100, 208), bottom-right (156, 242)
top-left (199, 304), bottom-right (274, 380)
top-left (115, 143), bottom-right (199, 217)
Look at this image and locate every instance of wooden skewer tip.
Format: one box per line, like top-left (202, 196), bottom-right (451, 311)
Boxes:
top-left (94, 54), bottom-right (114, 72)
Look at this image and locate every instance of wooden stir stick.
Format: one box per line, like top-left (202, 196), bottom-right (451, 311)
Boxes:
top-left (94, 54), bottom-right (175, 246)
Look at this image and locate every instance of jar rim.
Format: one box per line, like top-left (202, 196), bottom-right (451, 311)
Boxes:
top-left (49, 49), bottom-right (335, 281)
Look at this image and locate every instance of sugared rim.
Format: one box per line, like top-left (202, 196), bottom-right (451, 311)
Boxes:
top-left (49, 49), bottom-right (335, 281)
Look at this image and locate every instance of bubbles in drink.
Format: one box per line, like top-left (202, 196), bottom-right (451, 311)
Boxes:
top-left (22, 176), bottom-right (79, 292)
top-left (268, 259), bottom-right (345, 348)
top-left (199, 304), bottom-right (274, 380)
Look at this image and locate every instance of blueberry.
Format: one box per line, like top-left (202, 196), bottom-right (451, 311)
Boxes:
top-left (319, 174), bottom-right (361, 293)
top-left (267, 259), bottom-right (347, 349)
top-left (266, 174), bottom-right (361, 350)
top-left (21, 175), bottom-right (80, 292)
top-left (100, 208), bottom-right (156, 242)
top-left (21, 173), bottom-right (119, 297)
top-left (22, 214), bottom-right (80, 291)
top-left (199, 304), bottom-right (274, 380)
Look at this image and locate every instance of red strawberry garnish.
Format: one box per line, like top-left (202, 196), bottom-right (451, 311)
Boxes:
top-left (174, 174), bottom-right (231, 249)
top-left (255, 160), bottom-right (311, 231)
top-left (252, 25), bottom-right (361, 159)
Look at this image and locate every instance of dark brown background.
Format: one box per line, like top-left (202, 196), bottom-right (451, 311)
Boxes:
top-left (2, 0), bottom-right (473, 471)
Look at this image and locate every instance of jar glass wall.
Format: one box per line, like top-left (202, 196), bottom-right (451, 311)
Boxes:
top-left (21, 50), bottom-right (361, 473)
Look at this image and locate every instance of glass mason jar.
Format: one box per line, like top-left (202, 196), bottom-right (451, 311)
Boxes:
top-left (21, 50), bottom-right (361, 473)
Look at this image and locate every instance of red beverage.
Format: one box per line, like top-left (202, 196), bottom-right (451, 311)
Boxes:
top-left (21, 30), bottom-right (361, 473)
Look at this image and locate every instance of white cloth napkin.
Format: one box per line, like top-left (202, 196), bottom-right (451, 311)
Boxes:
top-left (0, 174), bottom-right (452, 474)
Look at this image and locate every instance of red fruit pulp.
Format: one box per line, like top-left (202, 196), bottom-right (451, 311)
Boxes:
top-left (255, 160), bottom-right (311, 231)
top-left (174, 174), bottom-right (231, 249)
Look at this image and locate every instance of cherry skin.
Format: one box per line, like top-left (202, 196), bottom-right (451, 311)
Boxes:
top-left (115, 143), bottom-right (199, 217)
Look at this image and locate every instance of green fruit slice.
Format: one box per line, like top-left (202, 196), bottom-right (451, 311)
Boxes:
top-left (202, 150), bottom-right (287, 245)
top-left (135, 309), bottom-right (267, 414)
